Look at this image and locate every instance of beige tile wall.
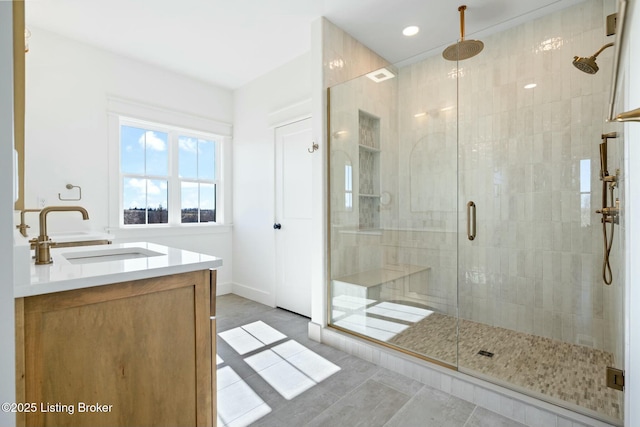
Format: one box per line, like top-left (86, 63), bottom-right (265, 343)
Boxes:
top-left (452, 0), bottom-right (624, 357)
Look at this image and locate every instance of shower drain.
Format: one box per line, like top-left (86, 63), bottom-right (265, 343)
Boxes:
top-left (477, 350), bottom-right (494, 358)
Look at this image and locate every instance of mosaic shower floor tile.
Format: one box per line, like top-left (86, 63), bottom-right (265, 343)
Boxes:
top-left (388, 313), bottom-right (622, 420)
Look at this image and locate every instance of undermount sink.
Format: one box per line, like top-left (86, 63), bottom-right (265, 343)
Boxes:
top-left (61, 247), bottom-right (164, 265)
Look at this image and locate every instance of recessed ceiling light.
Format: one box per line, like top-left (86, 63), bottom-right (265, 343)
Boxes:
top-left (524, 83), bottom-right (537, 89)
top-left (403, 26), bottom-right (420, 37)
top-left (414, 112), bottom-right (427, 118)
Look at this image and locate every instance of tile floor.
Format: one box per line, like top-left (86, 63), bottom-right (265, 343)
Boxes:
top-left (331, 297), bottom-right (622, 421)
top-left (216, 294), bottom-right (528, 427)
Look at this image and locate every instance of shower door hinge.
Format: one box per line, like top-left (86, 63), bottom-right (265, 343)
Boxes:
top-left (606, 367), bottom-right (625, 391)
top-left (606, 13), bottom-right (617, 37)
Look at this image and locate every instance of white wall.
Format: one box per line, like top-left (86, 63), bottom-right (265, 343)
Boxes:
top-left (309, 19), bottom-right (326, 332)
top-left (232, 53), bottom-right (311, 305)
top-left (24, 27), bottom-right (234, 286)
top-left (0, 3), bottom-right (16, 426)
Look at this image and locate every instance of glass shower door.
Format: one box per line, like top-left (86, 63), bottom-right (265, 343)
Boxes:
top-left (455, 0), bottom-right (625, 422)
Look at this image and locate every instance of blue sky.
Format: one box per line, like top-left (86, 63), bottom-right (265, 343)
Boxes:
top-left (121, 125), bottom-right (216, 212)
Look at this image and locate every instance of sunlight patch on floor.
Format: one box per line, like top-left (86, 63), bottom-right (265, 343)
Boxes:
top-left (216, 366), bottom-right (271, 427)
top-left (245, 340), bottom-right (341, 400)
top-left (217, 321), bottom-right (342, 426)
top-left (218, 320), bottom-right (287, 355)
top-left (332, 294), bottom-right (376, 310)
top-left (366, 301), bottom-right (433, 322)
top-left (334, 313), bottom-right (409, 341)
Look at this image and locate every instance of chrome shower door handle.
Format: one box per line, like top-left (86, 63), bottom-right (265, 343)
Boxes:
top-left (467, 201), bottom-right (476, 241)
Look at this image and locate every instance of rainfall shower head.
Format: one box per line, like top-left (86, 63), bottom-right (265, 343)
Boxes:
top-left (442, 5), bottom-right (484, 61)
top-left (572, 42), bottom-right (614, 74)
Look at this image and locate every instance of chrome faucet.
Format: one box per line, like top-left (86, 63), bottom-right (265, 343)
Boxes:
top-left (16, 208), bottom-right (41, 237)
top-left (31, 206), bottom-right (90, 265)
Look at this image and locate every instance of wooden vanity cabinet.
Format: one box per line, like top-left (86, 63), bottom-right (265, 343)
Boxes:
top-left (15, 270), bottom-right (216, 427)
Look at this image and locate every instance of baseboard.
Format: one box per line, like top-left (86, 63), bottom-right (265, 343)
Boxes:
top-left (216, 282), bottom-right (233, 296)
top-left (231, 282), bottom-right (274, 307)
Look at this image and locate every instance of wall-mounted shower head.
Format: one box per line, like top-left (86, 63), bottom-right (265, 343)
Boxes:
top-left (443, 5), bottom-right (484, 61)
top-left (572, 42), bottom-right (614, 74)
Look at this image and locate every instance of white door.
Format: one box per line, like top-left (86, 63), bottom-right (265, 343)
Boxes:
top-left (275, 118), bottom-right (313, 317)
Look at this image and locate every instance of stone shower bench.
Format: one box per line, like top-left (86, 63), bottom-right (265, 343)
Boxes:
top-left (334, 264), bottom-right (430, 301)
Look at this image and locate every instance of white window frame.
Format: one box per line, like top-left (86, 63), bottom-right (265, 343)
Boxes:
top-left (175, 130), bottom-right (220, 225)
top-left (119, 117), bottom-right (222, 226)
top-left (107, 97), bottom-right (232, 233)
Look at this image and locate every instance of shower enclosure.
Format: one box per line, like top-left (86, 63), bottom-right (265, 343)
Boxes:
top-left (327, 0), bottom-right (625, 424)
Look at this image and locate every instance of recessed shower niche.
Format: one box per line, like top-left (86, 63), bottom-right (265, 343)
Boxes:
top-left (358, 110), bottom-right (380, 230)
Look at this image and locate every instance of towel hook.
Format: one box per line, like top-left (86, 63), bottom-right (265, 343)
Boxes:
top-left (308, 142), bottom-right (319, 153)
top-left (58, 184), bottom-right (82, 201)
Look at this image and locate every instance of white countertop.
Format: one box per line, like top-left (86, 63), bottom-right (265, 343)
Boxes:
top-left (14, 242), bottom-right (223, 298)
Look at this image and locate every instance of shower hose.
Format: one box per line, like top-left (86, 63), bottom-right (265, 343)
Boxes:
top-left (602, 184), bottom-right (615, 286)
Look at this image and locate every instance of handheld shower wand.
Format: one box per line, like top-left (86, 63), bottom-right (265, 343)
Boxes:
top-left (599, 140), bottom-right (608, 181)
top-left (597, 132), bottom-right (619, 285)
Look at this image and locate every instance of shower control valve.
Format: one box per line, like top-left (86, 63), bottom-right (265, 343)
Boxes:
top-left (597, 199), bottom-right (621, 223)
top-left (597, 206), bottom-right (619, 216)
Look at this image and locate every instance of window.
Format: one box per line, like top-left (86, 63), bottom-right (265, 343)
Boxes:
top-left (345, 162), bottom-right (353, 210)
top-left (119, 118), bottom-right (221, 226)
top-left (580, 158), bottom-right (591, 227)
top-left (178, 136), bottom-right (217, 223)
top-left (121, 125), bottom-right (169, 224)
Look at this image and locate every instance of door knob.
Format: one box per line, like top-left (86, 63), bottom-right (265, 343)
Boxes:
top-left (273, 223), bottom-right (282, 230)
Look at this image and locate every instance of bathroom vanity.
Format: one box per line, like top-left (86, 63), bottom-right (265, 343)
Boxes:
top-left (14, 242), bottom-right (222, 427)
